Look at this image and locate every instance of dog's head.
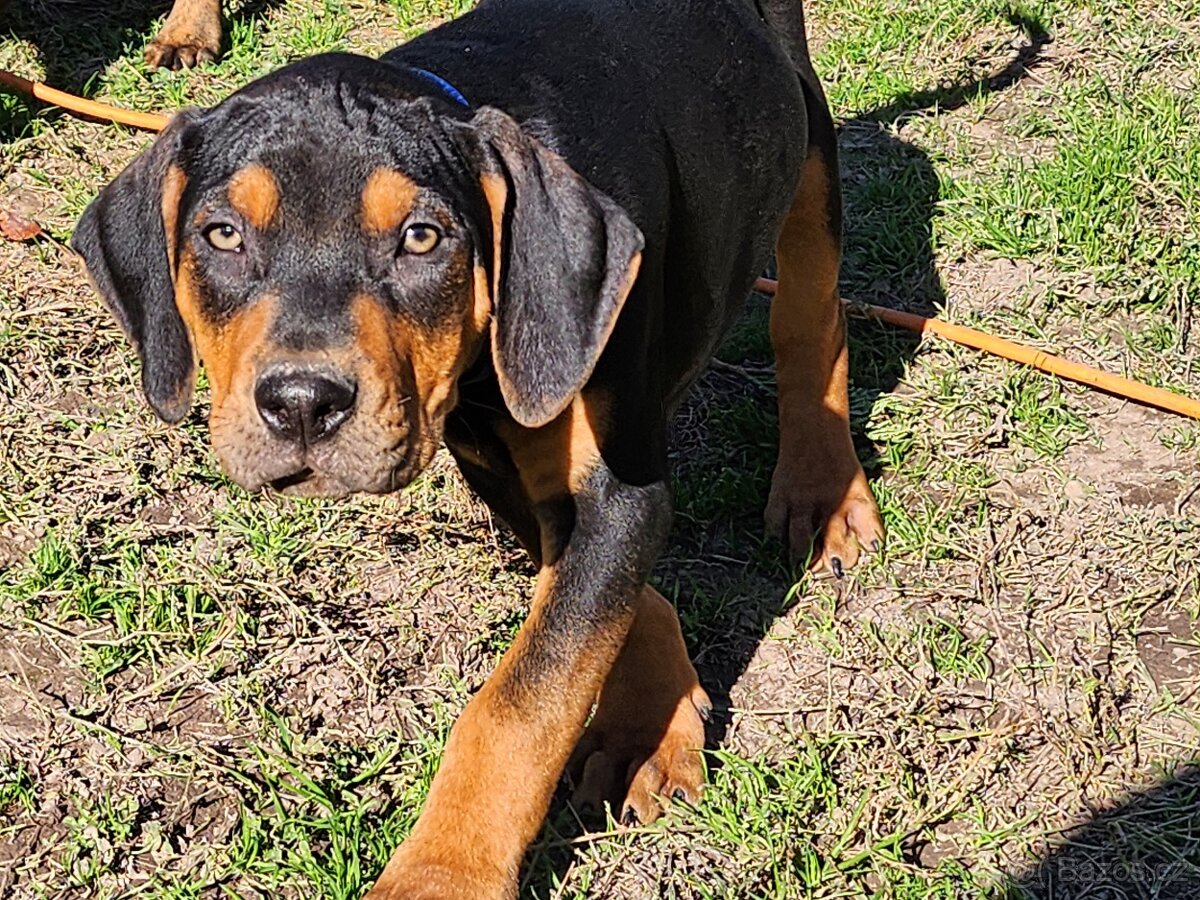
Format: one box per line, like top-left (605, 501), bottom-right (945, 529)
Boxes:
top-left (73, 53), bottom-right (642, 496)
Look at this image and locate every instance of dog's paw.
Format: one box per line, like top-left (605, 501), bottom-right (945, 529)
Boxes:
top-left (145, 32), bottom-right (219, 70)
top-left (618, 685), bottom-right (709, 825)
top-left (569, 589), bottom-right (710, 825)
top-left (145, 3), bottom-right (221, 72)
top-left (766, 458), bottom-right (884, 576)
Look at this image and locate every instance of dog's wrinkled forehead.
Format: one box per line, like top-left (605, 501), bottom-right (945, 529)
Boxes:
top-left (178, 54), bottom-right (480, 227)
top-left (71, 51), bottom-right (645, 435)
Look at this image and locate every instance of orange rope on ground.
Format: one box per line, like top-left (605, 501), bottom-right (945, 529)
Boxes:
top-left (3, 71), bottom-right (1196, 423)
top-left (754, 277), bottom-right (1200, 421)
top-left (0, 70), bottom-right (169, 132)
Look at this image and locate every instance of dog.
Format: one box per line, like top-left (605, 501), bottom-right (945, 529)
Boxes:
top-left (72, 0), bottom-right (885, 895)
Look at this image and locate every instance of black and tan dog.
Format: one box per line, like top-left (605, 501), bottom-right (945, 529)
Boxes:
top-left (73, 0), bottom-right (884, 895)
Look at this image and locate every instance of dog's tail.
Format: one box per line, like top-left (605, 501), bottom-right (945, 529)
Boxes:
top-left (754, 0), bottom-right (810, 68)
top-left (754, 0), bottom-right (832, 122)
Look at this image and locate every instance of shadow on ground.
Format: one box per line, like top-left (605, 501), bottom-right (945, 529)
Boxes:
top-left (692, 11), bottom-right (1052, 755)
top-left (998, 767), bottom-right (1200, 898)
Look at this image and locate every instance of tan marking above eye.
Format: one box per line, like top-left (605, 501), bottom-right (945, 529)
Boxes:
top-left (226, 163), bottom-right (279, 231)
top-left (402, 224), bottom-right (441, 255)
top-left (362, 167), bottom-right (420, 234)
top-left (205, 223), bottom-right (243, 252)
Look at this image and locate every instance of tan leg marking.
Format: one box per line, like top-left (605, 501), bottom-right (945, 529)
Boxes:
top-left (569, 585), bottom-right (710, 825)
top-left (766, 149), bottom-right (885, 574)
top-left (366, 567), bottom-right (635, 900)
top-left (145, 0), bottom-right (222, 70)
top-left (501, 392), bottom-right (607, 501)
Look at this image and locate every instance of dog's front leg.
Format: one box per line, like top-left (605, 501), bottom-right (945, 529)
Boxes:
top-left (366, 466), bottom-right (671, 900)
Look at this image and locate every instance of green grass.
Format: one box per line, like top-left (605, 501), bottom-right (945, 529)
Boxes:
top-left (3, 0), bottom-right (1200, 897)
top-left (0, 758), bottom-right (36, 821)
top-left (942, 80), bottom-right (1200, 285)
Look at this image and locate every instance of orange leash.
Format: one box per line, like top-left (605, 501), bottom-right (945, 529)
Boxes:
top-left (0, 70), bottom-right (168, 131)
top-left (755, 277), bottom-right (1200, 421)
top-left (4, 71), bottom-right (1197, 422)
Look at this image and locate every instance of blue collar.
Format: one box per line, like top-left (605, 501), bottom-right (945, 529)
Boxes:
top-left (406, 66), bottom-right (470, 109)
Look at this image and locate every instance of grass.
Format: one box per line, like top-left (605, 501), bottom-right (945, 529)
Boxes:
top-left (2, 0), bottom-right (1200, 897)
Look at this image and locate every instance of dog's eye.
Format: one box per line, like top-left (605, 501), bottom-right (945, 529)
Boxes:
top-left (401, 224), bottom-right (441, 255)
top-left (204, 223), bottom-right (244, 252)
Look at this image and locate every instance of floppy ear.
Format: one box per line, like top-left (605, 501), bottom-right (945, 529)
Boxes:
top-left (469, 107), bottom-right (644, 429)
top-left (72, 111), bottom-right (202, 424)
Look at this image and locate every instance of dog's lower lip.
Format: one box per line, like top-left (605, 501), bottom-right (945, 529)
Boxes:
top-left (269, 468), bottom-right (314, 491)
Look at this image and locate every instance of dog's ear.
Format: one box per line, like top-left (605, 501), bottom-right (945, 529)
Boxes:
top-left (72, 110), bottom-right (203, 424)
top-left (467, 107), bottom-right (643, 429)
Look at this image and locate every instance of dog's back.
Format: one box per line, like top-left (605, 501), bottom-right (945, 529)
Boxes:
top-left (392, 0), bottom-right (810, 403)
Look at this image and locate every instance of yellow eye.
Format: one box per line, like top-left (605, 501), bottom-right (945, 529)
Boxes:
top-left (205, 223), bottom-right (243, 252)
top-left (401, 223), bottom-right (441, 255)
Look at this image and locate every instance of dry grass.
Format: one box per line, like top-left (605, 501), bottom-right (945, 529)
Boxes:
top-left (2, 0), bottom-right (1199, 897)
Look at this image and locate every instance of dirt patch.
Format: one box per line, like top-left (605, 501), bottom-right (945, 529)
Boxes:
top-left (3, 0), bottom-right (1200, 897)
top-left (0, 632), bottom-right (82, 751)
top-left (1137, 605), bottom-right (1200, 692)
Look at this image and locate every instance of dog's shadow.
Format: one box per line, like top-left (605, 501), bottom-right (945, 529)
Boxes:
top-left (1, 0), bottom-right (284, 129)
top-left (998, 766), bottom-right (1200, 898)
top-left (521, 14), bottom-right (1052, 899)
top-left (677, 15), bottom-right (1053, 762)
top-left (681, 16), bottom-right (1055, 747)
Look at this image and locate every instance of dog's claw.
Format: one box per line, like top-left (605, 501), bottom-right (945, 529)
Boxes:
top-left (766, 460), bottom-right (885, 576)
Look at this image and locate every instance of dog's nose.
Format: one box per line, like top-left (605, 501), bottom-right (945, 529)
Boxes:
top-left (255, 369), bottom-right (357, 444)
